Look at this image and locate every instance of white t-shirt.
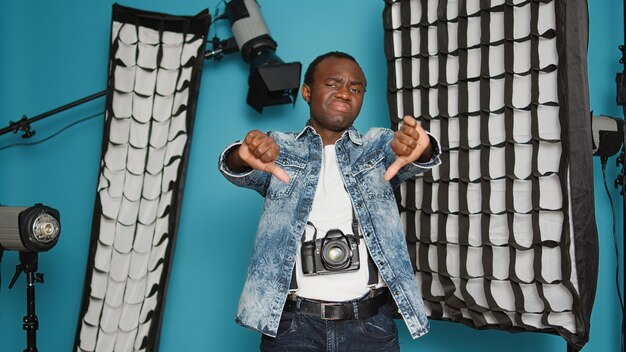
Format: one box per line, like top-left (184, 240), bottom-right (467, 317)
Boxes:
top-left (294, 145), bottom-right (384, 301)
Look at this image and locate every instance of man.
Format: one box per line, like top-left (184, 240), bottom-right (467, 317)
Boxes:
top-left (218, 51), bottom-right (441, 351)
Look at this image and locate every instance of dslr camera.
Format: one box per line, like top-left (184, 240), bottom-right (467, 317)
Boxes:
top-left (301, 228), bottom-right (360, 275)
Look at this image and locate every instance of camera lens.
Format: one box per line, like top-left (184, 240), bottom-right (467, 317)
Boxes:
top-left (326, 246), bottom-right (345, 262)
top-left (322, 239), bottom-right (350, 270)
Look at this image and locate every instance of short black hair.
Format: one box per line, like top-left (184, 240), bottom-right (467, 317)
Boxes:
top-left (303, 51), bottom-right (365, 87)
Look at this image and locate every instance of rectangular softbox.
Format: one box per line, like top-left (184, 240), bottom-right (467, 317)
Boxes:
top-left (74, 5), bottom-right (210, 351)
top-left (383, 0), bottom-right (598, 349)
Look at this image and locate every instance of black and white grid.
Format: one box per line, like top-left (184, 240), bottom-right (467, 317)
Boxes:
top-left (383, 0), bottom-right (598, 349)
top-left (74, 5), bottom-right (210, 352)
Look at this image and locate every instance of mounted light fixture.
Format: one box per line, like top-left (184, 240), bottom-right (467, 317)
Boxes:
top-left (207, 0), bottom-right (302, 113)
top-left (0, 203), bottom-right (61, 351)
top-left (591, 114), bottom-right (624, 158)
top-left (0, 204), bottom-right (60, 252)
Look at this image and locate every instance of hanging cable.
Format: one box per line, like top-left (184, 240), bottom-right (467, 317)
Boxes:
top-left (0, 111), bottom-right (103, 152)
top-left (601, 157), bottom-right (625, 311)
top-left (601, 154), bottom-right (625, 352)
top-left (209, 0), bottom-right (228, 38)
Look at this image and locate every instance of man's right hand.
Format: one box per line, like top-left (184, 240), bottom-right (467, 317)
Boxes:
top-left (227, 130), bottom-right (290, 183)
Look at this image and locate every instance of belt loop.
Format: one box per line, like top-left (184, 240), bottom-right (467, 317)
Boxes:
top-left (367, 285), bottom-right (377, 298)
top-left (352, 301), bottom-right (359, 320)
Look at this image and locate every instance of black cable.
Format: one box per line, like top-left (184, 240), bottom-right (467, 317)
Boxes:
top-left (0, 111), bottom-right (103, 152)
top-left (601, 158), bottom-right (625, 313)
top-left (209, 0), bottom-right (228, 39)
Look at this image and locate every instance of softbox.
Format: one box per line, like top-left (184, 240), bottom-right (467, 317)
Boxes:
top-left (74, 5), bottom-right (210, 351)
top-left (383, 0), bottom-right (598, 349)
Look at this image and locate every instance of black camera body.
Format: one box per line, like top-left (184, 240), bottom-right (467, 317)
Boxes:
top-left (301, 228), bottom-right (360, 276)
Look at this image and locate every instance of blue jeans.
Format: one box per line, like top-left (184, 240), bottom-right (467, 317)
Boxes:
top-left (260, 296), bottom-right (400, 352)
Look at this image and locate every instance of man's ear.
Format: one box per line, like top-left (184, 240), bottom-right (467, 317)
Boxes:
top-left (301, 84), bottom-right (311, 103)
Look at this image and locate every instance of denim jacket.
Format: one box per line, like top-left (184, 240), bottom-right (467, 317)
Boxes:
top-left (218, 123), bottom-right (441, 339)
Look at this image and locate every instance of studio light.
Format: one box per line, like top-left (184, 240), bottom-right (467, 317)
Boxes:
top-left (591, 114), bottom-right (624, 158)
top-left (222, 0), bottom-right (302, 113)
top-left (0, 204), bottom-right (60, 351)
top-left (0, 204), bottom-right (60, 252)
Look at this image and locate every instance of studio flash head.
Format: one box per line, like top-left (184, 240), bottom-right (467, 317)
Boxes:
top-left (591, 114), bottom-right (624, 158)
top-left (0, 204), bottom-right (61, 252)
top-left (225, 0), bottom-right (302, 113)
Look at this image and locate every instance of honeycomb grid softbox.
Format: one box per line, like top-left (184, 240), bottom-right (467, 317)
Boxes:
top-left (74, 5), bottom-right (210, 351)
top-left (383, 0), bottom-right (598, 349)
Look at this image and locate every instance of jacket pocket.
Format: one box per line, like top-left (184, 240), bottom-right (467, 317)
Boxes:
top-left (352, 149), bottom-right (394, 199)
top-left (266, 153), bottom-right (306, 199)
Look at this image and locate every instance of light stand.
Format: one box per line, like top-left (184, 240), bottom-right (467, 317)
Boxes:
top-left (616, 0), bottom-right (626, 348)
top-left (616, 130), bottom-right (626, 352)
top-left (8, 252), bottom-right (44, 352)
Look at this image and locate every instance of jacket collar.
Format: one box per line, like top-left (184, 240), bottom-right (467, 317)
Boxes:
top-left (296, 121), bottom-right (363, 146)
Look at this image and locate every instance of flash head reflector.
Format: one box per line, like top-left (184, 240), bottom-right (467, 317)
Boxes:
top-left (0, 204), bottom-right (61, 252)
top-left (32, 213), bottom-right (60, 244)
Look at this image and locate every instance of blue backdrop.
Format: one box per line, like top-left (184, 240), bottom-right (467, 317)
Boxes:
top-left (0, 1), bottom-right (622, 351)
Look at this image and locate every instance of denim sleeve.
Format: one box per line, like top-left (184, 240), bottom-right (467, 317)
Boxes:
top-left (217, 141), bottom-right (271, 197)
top-left (384, 131), bottom-right (442, 189)
top-left (413, 132), bottom-right (442, 168)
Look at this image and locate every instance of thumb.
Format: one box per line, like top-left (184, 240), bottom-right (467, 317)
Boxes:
top-left (264, 163), bottom-right (290, 183)
top-left (384, 157), bottom-right (410, 181)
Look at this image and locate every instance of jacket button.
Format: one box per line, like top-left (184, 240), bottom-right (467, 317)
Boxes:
top-left (379, 261), bottom-right (385, 266)
top-left (287, 256), bottom-right (293, 261)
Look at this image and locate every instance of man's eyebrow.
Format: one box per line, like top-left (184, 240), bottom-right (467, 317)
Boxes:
top-left (323, 76), bottom-right (365, 87)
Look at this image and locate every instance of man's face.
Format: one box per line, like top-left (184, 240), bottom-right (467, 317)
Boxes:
top-left (302, 57), bottom-right (366, 134)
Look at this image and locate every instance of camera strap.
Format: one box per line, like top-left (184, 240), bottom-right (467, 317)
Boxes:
top-left (349, 207), bottom-right (379, 290)
top-left (290, 222), bottom-right (317, 291)
top-left (289, 208), bottom-right (379, 292)
top-left (351, 207), bottom-right (359, 245)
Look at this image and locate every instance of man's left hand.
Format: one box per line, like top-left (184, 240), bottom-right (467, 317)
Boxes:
top-left (384, 115), bottom-right (433, 181)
